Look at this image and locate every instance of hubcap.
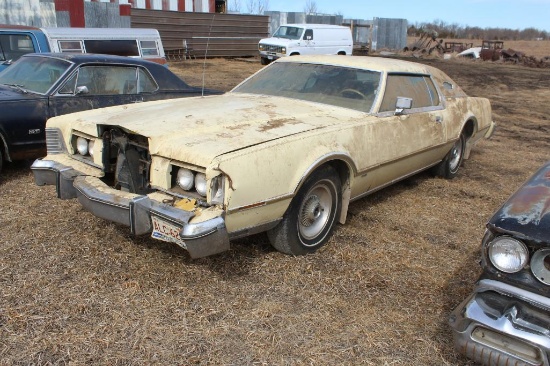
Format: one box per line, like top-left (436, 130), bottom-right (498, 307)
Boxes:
top-left (298, 183), bottom-right (333, 242)
top-left (449, 138), bottom-right (463, 172)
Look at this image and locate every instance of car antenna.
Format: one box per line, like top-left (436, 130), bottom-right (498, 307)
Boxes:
top-left (201, 13), bottom-right (215, 97)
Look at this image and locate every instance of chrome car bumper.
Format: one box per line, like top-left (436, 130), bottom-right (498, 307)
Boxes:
top-left (449, 279), bottom-right (550, 366)
top-left (31, 159), bottom-right (230, 258)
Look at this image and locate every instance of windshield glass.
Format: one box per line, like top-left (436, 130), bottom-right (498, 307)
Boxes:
top-left (0, 55), bottom-right (71, 94)
top-left (233, 62), bottom-right (381, 113)
top-left (272, 26), bottom-right (304, 40)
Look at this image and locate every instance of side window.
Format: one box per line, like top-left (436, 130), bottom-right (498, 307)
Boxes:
top-left (74, 66), bottom-right (139, 95)
top-left (140, 40), bottom-right (159, 56)
top-left (58, 41), bottom-right (84, 53)
top-left (83, 40), bottom-right (139, 57)
top-left (58, 72), bottom-right (77, 94)
top-left (379, 74), bottom-right (440, 112)
top-left (0, 34), bottom-right (36, 62)
top-left (303, 29), bottom-right (313, 40)
top-left (137, 68), bottom-right (158, 93)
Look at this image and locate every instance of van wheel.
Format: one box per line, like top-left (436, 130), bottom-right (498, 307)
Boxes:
top-left (260, 57), bottom-right (270, 65)
top-left (267, 165), bottom-right (342, 255)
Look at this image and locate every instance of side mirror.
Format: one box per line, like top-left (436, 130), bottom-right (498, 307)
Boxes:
top-left (76, 85), bottom-right (89, 95)
top-left (395, 97), bottom-right (412, 115)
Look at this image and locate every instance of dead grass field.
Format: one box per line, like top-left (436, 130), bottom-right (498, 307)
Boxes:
top-left (1, 55), bottom-right (549, 365)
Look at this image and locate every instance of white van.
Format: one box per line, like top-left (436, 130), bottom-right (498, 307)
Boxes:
top-left (258, 24), bottom-right (353, 65)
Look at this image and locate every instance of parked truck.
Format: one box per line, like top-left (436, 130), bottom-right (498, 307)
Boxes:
top-left (0, 25), bottom-right (167, 72)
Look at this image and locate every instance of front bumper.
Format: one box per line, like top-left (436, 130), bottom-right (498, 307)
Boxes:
top-left (31, 158), bottom-right (230, 258)
top-left (449, 279), bottom-right (550, 366)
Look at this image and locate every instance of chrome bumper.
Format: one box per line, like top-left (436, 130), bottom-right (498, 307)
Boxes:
top-left (31, 159), bottom-right (230, 258)
top-left (449, 279), bottom-right (550, 366)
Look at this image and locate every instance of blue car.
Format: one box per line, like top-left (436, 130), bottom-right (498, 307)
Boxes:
top-left (0, 53), bottom-right (221, 173)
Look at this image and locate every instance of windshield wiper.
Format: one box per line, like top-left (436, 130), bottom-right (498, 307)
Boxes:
top-left (4, 83), bottom-right (28, 94)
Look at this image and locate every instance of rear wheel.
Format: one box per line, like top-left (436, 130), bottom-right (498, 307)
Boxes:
top-left (434, 133), bottom-right (465, 179)
top-left (267, 165), bottom-right (342, 255)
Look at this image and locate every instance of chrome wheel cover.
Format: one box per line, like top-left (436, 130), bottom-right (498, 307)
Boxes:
top-left (298, 182), bottom-right (333, 243)
top-left (449, 137), bottom-right (463, 172)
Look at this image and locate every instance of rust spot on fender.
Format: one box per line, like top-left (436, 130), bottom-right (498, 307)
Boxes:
top-left (258, 117), bottom-right (299, 132)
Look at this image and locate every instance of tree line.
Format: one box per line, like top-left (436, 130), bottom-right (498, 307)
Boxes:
top-left (408, 20), bottom-right (548, 41)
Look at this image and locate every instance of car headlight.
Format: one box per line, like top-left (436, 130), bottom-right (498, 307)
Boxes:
top-left (259, 44), bottom-right (265, 51)
top-left (281, 47), bottom-right (286, 54)
top-left (76, 136), bottom-right (89, 155)
top-left (177, 168), bottom-right (194, 190)
top-left (88, 140), bottom-right (95, 158)
top-left (488, 236), bottom-right (529, 273)
top-left (194, 173), bottom-right (207, 197)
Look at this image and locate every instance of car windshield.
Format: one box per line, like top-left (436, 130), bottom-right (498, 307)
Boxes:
top-left (0, 56), bottom-right (71, 94)
top-left (232, 62), bottom-right (381, 113)
top-left (272, 26), bottom-right (304, 40)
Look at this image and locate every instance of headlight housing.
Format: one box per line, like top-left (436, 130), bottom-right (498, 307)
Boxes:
top-left (259, 44), bottom-right (265, 51)
top-left (172, 166), bottom-right (225, 203)
top-left (281, 47), bottom-right (286, 54)
top-left (73, 135), bottom-right (96, 158)
top-left (488, 236), bottom-right (529, 273)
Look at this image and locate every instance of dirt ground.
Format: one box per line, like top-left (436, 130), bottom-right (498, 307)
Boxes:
top-left (1, 55), bottom-right (549, 365)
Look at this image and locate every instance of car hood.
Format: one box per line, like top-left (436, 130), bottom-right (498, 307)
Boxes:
top-left (488, 160), bottom-right (550, 246)
top-left (60, 93), bottom-right (365, 166)
top-left (0, 84), bottom-right (43, 101)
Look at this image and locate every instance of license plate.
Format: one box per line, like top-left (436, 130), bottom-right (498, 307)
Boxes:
top-left (151, 215), bottom-right (187, 249)
top-left (267, 55), bottom-right (273, 60)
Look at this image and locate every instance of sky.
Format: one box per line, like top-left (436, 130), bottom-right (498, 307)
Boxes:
top-left (262, 0), bottom-right (550, 32)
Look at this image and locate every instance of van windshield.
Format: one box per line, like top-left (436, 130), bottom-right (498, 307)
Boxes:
top-left (272, 26), bottom-right (304, 40)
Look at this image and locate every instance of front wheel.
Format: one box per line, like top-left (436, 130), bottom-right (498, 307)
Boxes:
top-left (260, 57), bottom-right (270, 65)
top-left (434, 133), bottom-right (465, 179)
top-left (267, 165), bottom-right (342, 255)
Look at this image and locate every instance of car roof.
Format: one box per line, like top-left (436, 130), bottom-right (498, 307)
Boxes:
top-left (22, 52), bottom-right (159, 66)
top-left (21, 53), bottom-right (192, 91)
top-left (277, 55), bottom-right (439, 75)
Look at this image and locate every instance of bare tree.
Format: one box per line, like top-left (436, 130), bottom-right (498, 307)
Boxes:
top-left (246, 0), bottom-right (269, 14)
top-left (228, 0), bottom-right (241, 13)
top-left (304, 0), bottom-right (318, 14)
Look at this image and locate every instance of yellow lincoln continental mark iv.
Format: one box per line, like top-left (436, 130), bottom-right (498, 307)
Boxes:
top-left (32, 55), bottom-right (495, 258)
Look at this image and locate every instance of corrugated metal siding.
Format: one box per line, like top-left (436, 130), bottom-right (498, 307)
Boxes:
top-left (371, 17), bottom-right (407, 51)
top-left (131, 8), bottom-right (269, 57)
top-left (0, 0), bottom-right (55, 26)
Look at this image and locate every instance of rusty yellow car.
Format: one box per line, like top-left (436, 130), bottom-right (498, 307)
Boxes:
top-left (31, 55), bottom-right (495, 258)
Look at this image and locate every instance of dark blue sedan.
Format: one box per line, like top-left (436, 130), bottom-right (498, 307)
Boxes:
top-left (0, 53), bottom-right (221, 173)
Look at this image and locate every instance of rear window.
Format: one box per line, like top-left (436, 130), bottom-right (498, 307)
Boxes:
top-left (0, 34), bottom-right (36, 62)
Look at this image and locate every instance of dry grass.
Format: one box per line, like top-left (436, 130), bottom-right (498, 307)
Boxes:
top-left (1, 57), bottom-right (549, 365)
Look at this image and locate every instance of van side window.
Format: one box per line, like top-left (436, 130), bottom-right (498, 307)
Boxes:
top-left (140, 40), bottom-right (159, 56)
top-left (379, 74), bottom-right (441, 112)
top-left (58, 41), bottom-right (84, 53)
top-left (303, 29), bottom-right (313, 40)
top-left (83, 40), bottom-right (139, 57)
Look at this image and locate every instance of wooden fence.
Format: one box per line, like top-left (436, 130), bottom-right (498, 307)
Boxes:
top-left (131, 9), bottom-right (269, 58)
